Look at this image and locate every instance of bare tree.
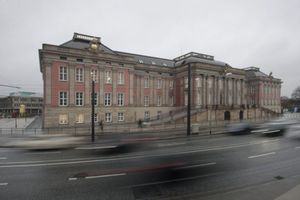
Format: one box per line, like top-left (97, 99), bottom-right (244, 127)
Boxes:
top-left (291, 86), bottom-right (300, 99)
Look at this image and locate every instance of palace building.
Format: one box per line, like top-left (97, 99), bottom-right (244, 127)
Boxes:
top-left (39, 33), bottom-right (281, 128)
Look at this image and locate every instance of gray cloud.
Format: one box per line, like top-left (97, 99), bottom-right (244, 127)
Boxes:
top-left (0, 0), bottom-right (299, 97)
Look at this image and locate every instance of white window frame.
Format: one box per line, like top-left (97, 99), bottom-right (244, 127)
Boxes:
top-left (144, 77), bottom-right (149, 88)
top-left (104, 93), bottom-right (111, 106)
top-left (117, 71), bottom-right (124, 85)
top-left (117, 93), bottom-right (124, 106)
top-left (59, 114), bottom-right (68, 125)
top-left (91, 93), bottom-right (98, 106)
top-left (75, 68), bottom-right (84, 82)
top-left (144, 111), bottom-right (150, 120)
top-left (59, 66), bottom-right (68, 81)
top-left (157, 96), bottom-right (161, 106)
top-left (157, 79), bottom-right (162, 89)
top-left (93, 113), bottom-right (98, 122)
top-left (105, 71), bottom-right (112, 84)
top-left (118, 112), bottom-right (124, 122)
top-left (59, 92), bottom-right (68, 106)
top-left (75, 113), bottom-right (84, 124)
top-left (91, 69), bottom-right (98, 82)
top-left (75, 92), bottom-right (84, 106)
top-left (105, 112), bottom-right (112, 122)
top-left (144, 96), bottom-right (149, 106)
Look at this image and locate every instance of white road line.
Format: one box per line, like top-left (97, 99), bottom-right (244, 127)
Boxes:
top-left (68, 173), bottom-right (126, 181)
top-left (157, 142), bottom-right (186, 147)
top-left (76, 146), bottom-right (116, 150)
top-left (24, 151), bottom-right (61, 155)
top-left (0, 157), bottom-right (7, 160)
top-left (176, 162), bottom-right (216, 170)
top-left (248, 152), bottom-right (276, 159)
top-left (295, 146), bottom-right (300, 150)
top-left (0, 182), bottom-right (8, 186)
top-left (126, 172), bottom-right (224, 188)
top-left (85, 173), bottom-right (126, 179)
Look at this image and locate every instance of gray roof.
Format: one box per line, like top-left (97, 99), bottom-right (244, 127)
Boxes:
top-left (60, 40), bottom-right (116, 54)
top-left (116, 51), bottom-right (175, 67)
top-left (174, 56), bottom-right (227, 67)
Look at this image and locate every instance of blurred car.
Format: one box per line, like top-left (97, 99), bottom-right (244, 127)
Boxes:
top-left (251, 118), bottom-right (295, 136)
top-left (226, 122), bottom-right (253, 135)
top-left (4, 134), bottom-right (85, 150)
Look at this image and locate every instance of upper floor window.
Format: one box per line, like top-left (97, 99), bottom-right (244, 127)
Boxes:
top-left (157, 79), bottom-right (162, 89)
top-left (144, 77), bottom-right (149, 88)
top-left (118, 112), bottom-right (124, 122)
top-left (144, 96), bottom-right (149, 106)
top-left (118, 71), bottom-right (124, 84)
top-left (157, 96), bottom-right (161, 106)
top-left (104, 93), bottom-right (111, 106)
top-left (75, 92), bottom-right (84, 106)
top-left (59, 92), bottom-right (68, 106)
top-left (75, 68), bottom-right (84, 82)
top-left (117, 93), bottom-right (124, 106)
top-left (169, 81), bottom-right (174, 88)
top-left (59, 66), bottom-right (68, 81)
top-left (91, 93), bottom-right (98, 106)
top-left (91, 69), bottom-right (98, 82)
top-left (105, 71), bottom-right (112, 84)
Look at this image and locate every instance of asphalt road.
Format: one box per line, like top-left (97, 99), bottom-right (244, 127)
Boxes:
top-left (1, 130), bottom-right (300, 200)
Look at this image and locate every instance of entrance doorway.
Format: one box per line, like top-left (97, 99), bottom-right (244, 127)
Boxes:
top-left (224, 111), bottom-right (231, 121)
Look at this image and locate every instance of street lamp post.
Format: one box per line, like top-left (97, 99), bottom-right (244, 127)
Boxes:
top-left (91, 76), bottom-right (95, 142)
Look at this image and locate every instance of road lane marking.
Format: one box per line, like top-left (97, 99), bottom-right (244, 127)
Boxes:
top-left (68, 173), bottom-right (126, 181)
top-left (126, 172), bottom-right (224, 188)
top-left (248, 152), bottom-right (276, 159)
top-left (0, 157), bottom-right (7, 160)
top-left (295, 146), bottom-right (300, 150)
top-left (0, 139), bottom-right (281, 168)
top-left (85, 173), bottom-right (126, 179)
top-left (176, 162), bottom-right (216, 170)
top-left (157, 142), bottom-right (186, 147)
top-left (24, 151), bottom-right (61, 155)
top-left (76, 146), bottom-right (117, 150)
top-left (0, 183), bottom-right (8, 186)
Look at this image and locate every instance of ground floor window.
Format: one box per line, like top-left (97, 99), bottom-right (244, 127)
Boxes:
top-left (76, 113), bottom-right (84, 123)
top-left (105, 113), bottom-right (112, 122)
top-left (144, 111), bottom-right (150, 121)
top-left (59, 114), bottom-right (68, 124)
top-left (118, 112), bottom-right (124, 122)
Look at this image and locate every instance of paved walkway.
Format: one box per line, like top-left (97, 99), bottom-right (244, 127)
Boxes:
top-left (275, 183), bottom-right (300, 200)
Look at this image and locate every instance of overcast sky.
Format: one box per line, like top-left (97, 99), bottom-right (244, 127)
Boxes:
top-left (0, 0), bottom-right (299, 97)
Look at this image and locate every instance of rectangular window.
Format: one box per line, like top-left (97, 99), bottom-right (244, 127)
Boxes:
top-left (93, 113), bottom-right (98, 122)
top-left (76, 114), bottom-right (84, 124)
top-left (144, 96), bottom-right (149, 106)
top-left (75, 92), bottom-right (84, 106)
top-left (75, 68), bottom-right (84, 82)
top-left (59, 66), bottom-right (68, 81)
top-left (105, 113), bottom-right (112, 122)
top-left (118, 112), bottom-right (124, 122)
top-left (59, 114), bottom-right (68, 124)
top-left (118, 71), bottom-right (124, 85)
top-left (144, 111), bottom-right (150, 120)
top-left (184, 77), bottom-right (188, 89)
top-left (157, 96), bottom-right (161, 106)
top-left (157, 111), bottom-right (162, 119)
top-left (144, 77), bottom-right (149, 88)
top-left (169, 81), bottom-right (173, 88)
top-left (157, 79), bottom-right (162, 89)
top-left (59, 92), bottom-right (68, 106)
top-left (104, 93), bottom-right (111, 106)
top-left (91, 93), bottom-right (98, 106)
top-left (91, 69), bottom-right (98, 82)
top-left (105, 71), bottom-right (112, 84)
top-left (117, 93), bottom-right (124, 106)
